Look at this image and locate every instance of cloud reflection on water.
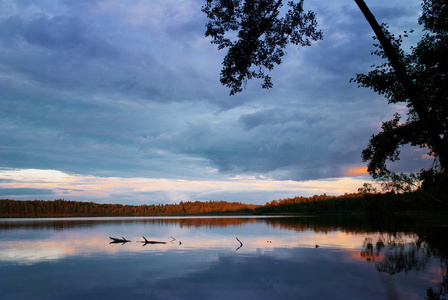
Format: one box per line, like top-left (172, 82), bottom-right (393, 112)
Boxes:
top-left (0, 216), bottom-right (417, 265)
top-left (0, 216), bottom-right (445, 299)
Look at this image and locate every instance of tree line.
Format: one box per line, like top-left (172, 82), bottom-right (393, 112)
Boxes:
top-left (0, 199), bottom-right (258, 218)
top-left (253, 191), bottom-right (434, 215)
top-left (1, 189), bottom-right (443, 218)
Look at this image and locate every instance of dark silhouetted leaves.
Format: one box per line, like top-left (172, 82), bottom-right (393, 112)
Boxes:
top-left (202, 0), bottom-right (322, 94)
top-left (353, 0), bottom-right (448, 186)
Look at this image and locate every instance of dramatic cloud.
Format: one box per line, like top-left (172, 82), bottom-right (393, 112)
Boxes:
top-left (0, 0), bottom-right (430, 204)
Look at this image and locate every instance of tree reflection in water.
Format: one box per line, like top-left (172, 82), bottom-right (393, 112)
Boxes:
top-left (361, 231), bottom-right (448, 299)
top-left (2, 215), bottom-right (447, 298)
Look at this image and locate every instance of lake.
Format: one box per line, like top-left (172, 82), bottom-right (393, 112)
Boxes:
top-left (0, 215), bottom-right (447, 299)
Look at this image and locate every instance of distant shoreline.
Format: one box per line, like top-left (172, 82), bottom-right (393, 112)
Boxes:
top-left (2, 190), bottom-right (447, 218)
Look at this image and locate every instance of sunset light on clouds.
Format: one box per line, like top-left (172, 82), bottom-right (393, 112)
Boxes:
top-left (0, 168), bottom-right (369, 204)
top-left (0, 0), bottom-right (431, 205)
top-left (344, 166), bottom-right (368, 177)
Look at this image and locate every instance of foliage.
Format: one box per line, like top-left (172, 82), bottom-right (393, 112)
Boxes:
top-left (2, 186), bottom-right (447, 218)
top-left (0, 194), bottom-right (387, 217)
top-left (352, 0), bottom-right (448, 189)
top-left (358, 183), bottom-right (377, 194)
top-left (0, 199), bottom-right (257, 218)
top-left (202, 0), bottom-right (322, 95)
top-left (202, 0), bottom-right (447, 200)
top-left (253, 192), bottom-right (385, 215)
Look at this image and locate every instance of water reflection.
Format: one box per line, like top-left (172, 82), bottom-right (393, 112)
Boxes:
top-left (360, 231), bottom-right (448, 299)
top-left (0, 216), bottom-right (447, 299)
top-left (0, 214), bottom-right (433, 232)
top-left (0, 216), bottom-right (273, 231)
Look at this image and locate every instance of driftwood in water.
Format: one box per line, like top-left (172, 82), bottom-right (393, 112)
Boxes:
top-left (140, 236), bottom-right (167, 246)
top-left (109, 236), bottom-right (131, 244)
top-left (170, 236), bottom-right (182, 245)
top-left (236, 237), bottom-right (243, 251)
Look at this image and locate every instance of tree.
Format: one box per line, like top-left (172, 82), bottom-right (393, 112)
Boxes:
top-left (202, 0), bottom-right (323, 95)
top-left (203, 0), bottom-right (448, 187)
top-left (353, 0), bottom-right (448, 187)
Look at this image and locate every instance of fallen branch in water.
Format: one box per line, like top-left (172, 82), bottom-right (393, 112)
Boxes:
top-left (140, 236), bottom-right (167, 246)
top-left (236, 237), bottom-right (243, 251)
top-left (109, 236), bottom-right (131, 245)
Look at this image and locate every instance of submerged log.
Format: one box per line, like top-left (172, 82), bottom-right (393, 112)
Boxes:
top-left (109, 236), bottom-right (131, 244)
top-left (140, 236), bottom-right (167, 246)
top-left (236, 237), bottom-right (243, 251)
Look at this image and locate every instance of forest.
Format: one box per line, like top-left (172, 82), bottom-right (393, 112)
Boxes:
top-left (1, 188), bottom-right (445, 218)
top-left (0, 199), bottom-right (257, 218)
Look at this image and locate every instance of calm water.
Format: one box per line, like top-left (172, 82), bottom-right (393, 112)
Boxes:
top-left (0, 216), bottom-right (447, 299)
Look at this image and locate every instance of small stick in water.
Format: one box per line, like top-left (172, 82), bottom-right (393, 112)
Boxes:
top-left (236, 237), bottom-right (243, 251)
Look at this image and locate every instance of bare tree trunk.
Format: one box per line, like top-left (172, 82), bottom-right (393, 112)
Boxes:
top-left (354, 0), bottom-right (448, 172)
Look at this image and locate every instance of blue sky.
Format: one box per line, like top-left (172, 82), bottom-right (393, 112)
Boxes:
top-left (0, 0), bottom-right (432, 205)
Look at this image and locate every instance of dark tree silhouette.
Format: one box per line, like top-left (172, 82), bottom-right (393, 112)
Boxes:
top-left (353, 0), bottom-right (448, 175)
top-left (202, 0), bottom-right (323, 95)
top-left (0, 199), bottom-right (258, 217)
top-left (353, 0), bottom-right (448, 190)
top-left (203, 0), bottom-right (448, 188)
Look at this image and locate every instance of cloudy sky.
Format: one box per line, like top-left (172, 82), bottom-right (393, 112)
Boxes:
top-left (0, 0), bottom-right (432, 205)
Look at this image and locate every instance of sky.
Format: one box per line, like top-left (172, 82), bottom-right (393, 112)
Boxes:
top-left (0, 0), bottom-right (433, 205)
